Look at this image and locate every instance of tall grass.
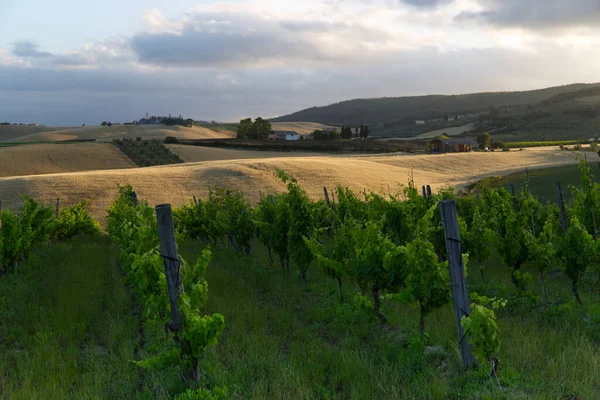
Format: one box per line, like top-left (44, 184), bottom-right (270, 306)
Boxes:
top-left (0, 236), bottom-right (142, 398)
top-left (179, 240), bottom-right (600, 399)
top-left (2, 234), bottom-right (600, 398)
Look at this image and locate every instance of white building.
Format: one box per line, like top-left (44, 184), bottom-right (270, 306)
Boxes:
top-left (415, 120), bottom-right (426, 125)
top-left (269, 130), bottom-right (300, 141)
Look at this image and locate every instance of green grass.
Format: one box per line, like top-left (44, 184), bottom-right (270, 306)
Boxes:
top-left (113, 137), bottom-right (183, 167)
top-left (486, 162), bottom-right (600, 203)
top-left (3, 234), bottom-right (600, 398)
top-left (178, 240), bottom-right (600, 399)
top-left (0, 236), bottom-right (142, 398)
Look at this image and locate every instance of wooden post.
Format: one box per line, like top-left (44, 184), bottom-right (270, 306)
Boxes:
top-left (155, 204), bottom-right (183, 332)
top-left (526, 168), bottom-right (536, 235)
top-left (440, 200), bottom-right (476, 370)
top-left (55, 198), bottom-right (60, 217)
top-left (422, 186), bottom-right (427, 198)
top-left (509, 184), bottom-right (518, 211)
top-left (556, 182), bottom-right (567, 236)
top-left (426, 185), bottom-right (432, 199)
top-left (131, 191), bottom-right (138, 206)
top-left (323, 187), bottom-right (331, 206)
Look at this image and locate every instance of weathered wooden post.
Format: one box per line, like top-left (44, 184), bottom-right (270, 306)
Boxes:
top-left (556, 182), bottom-right (567, 236)
top-left (55, 197), bottom-right (60, 217)
top-left (426, 185), bottom-right (432, 199)
top-left (440, 200), bottom-right (476, 370)
top-left (509, 184), bottom-right (518, 211)
top-left (156, 204), bottom-right (183, 332)
top-left (323, 187), bottom-right (331, 206)
top-left (131, 191), bottom-right (139, 206)
top-left (422, 185), bottom-right (427, 198)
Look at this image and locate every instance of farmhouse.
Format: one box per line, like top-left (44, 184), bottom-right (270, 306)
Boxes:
top-left (430, 138), bottom-right (478, 153)
top-left (415, 120), bottom-right (426, 125)
top-left (269, 130), bottom-right (300, 141)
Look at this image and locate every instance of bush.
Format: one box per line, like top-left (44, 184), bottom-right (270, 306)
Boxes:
top-left (50, 201), bottom-right (101, 241)
top-left (165, 136), bottom-right (179, 144)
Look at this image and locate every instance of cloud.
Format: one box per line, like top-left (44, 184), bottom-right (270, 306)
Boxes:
top-left (2, 42), bottom-right (600, 126)
top-left (11, 40), bottom-right (54, 58)
top-left (398, 0), bottom-right (454, 8)
top-left (130, 11), bottom-right (395, 67)
top-left (456, 0), bottom-right (600, 30)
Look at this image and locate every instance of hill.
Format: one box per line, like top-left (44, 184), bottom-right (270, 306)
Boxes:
top-left (0, 143), bottom-right (136, 178)
top-left (273, 83), bottom-right (600, 126)
top-left (167, 145), bottom-right (321, 162)
top-left (0, 124), bottom-right (235, 143)
top-left (0, 147), bottom-right (589, 224)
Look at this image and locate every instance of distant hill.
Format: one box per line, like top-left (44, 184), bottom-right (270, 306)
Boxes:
top-left (272, 83), bottom-right (600, 126)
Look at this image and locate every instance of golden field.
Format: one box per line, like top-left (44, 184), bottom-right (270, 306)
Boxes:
top-left (0, 122), bottom-right (335, 143)
top-left (167, 144), bottom-right (321, 162)
top-left (0, 146), bottom-right (591, 224)
top-left (270, 122), bottom-right (337, 135)
top-left (0, 124), bottom-right (235, 143)
top-left (0, 143), bottom-right (136, 178)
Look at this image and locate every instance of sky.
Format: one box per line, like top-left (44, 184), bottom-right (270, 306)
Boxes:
top-left (1, 0), bottom-right (599, 126)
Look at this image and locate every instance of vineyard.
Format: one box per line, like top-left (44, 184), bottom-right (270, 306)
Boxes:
top-left (2, 157), bottom-right (600, 398)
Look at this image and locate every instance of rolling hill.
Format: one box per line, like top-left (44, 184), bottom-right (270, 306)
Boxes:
top-left (0, 146), bottom-right (589, 224)
top-left (0, 124), bottom-right (235, 143)
top-left (0, 143), bottom-right (136, 178)
top-left (273, 83), bottom-right (600, 126)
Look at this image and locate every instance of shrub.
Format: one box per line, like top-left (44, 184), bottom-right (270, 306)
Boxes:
top-left (165, 136), bottom-right (179, 144)
top-left (50, 201), bottom-right (101, 241)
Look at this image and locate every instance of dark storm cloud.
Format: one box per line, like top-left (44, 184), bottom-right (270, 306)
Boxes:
top-left (11, 40), bottom-right (53, 58)
top-left (456, 0), bottom-right (600, 29)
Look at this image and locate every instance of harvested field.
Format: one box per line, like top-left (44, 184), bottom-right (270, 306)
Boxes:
top-left (0, 122), bottom-right (334, 143)
top-left (0, 124), bottom-right (235, 143)
top-left (0, 147), bottom-right (592, 224)
top-left (0, 143), bottom-right (136, 178)
top-left (412, 122), bottom-right (476, 139)
top-left (270, 122), bottom-right (337, 135)
top-left (167, 144), bottom-right (322, 162)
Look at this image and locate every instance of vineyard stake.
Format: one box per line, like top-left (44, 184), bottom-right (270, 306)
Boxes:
top-left (55, 197), bottom-right (60, 217)
top-left (440, 200), bottom-right (476, 370)
top-left (156, 204), bottom-right (183, 332)
top-left (555, 182), bottom-right (567, 236)
top-left (426, 185), bottom-right (432, 199)
top-left (323, 187), bottom-right (331, 206)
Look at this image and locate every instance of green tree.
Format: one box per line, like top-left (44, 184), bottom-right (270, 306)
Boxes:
top-left (340, 126), bottom-right (352, 140)
top-left (359, 125), bottom-right (370, 139)
top-left (250, 117), bottom-right (272, 140)
top-left (236, 118), bottom-right (253, 139)
top-left (477, 132), bottom-right (491, 149)
top-left (313, 129), bottom-right (327, 140)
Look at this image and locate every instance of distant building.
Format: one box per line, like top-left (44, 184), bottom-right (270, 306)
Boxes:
top-left (136, 116), bottom-right (164, 125)
top-left (415, 120), bottom-right (426, 125)
top-left (269, 130), bottom-right (300, 141)
top-left (430, 138), bottom-right (478, 153)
